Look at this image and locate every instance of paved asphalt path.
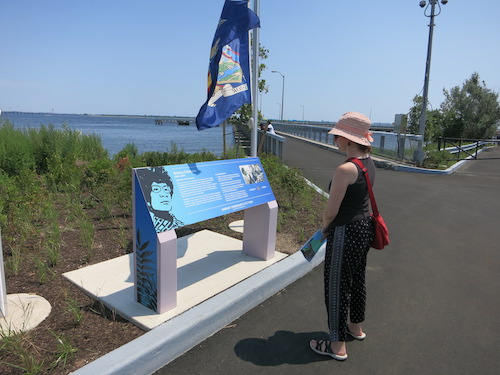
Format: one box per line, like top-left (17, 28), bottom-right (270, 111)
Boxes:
top-left (156, 138), bottom-right (500, 375)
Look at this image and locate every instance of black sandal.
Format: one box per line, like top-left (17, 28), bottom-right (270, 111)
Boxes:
top-left (309, 339), bottom-right (348, 361)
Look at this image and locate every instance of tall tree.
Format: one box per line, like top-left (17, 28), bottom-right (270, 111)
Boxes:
top-left (407, 95), bottom-right (443, 142)
top-left (440, 72), bottom-right (500, 139)
top-left (229, 44), bottom-right (269, 127)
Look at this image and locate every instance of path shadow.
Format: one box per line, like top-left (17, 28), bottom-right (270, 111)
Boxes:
top-left (234, 330), bottom-right (340, 366)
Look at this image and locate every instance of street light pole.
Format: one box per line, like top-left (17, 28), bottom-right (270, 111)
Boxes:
top-left (272, 70), bottom-right (285, 121)
top-left (300, 105), bottom-right (304, 121)
top-left (414, 0), bottom-right (448, 165)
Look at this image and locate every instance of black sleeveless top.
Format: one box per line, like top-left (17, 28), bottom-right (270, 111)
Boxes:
top-left (328, 157), bottom-right (375, 227)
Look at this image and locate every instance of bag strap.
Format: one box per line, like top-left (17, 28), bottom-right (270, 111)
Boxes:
top-left (347, 157), bottom-right (379, 215)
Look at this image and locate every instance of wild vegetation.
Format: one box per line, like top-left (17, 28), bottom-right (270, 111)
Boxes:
top-left (401, 72), bottom-right (500, 168)
top-left (0, 120), bottom-right (324, 374)
top-left (408, 72), bottom-right (500, 142)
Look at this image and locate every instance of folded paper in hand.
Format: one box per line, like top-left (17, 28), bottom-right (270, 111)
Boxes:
top-left (300, 230), bottom-right (325, 261)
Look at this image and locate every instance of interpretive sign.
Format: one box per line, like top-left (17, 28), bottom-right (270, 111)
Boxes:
top-left (132, 158), bottom-right (278, 313)
top-left (135, 158), bottom-right (275, 233)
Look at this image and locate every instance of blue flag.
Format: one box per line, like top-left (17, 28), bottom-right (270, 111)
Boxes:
top-left (196, 0), bottom-right (260, 131)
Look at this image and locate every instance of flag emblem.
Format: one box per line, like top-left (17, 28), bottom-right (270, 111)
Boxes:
top-left (208, 45), bottom-right (248, 107)
top-left (196, 0), bottom-right (260, 131)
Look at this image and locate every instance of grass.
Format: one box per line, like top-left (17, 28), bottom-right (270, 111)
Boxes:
top-left (0, 333), bottom-right (45, 375)
top-left (32, 257), bottom-right (52, 285)
top-left (0, 300), bottom-right (45, 375)
top-left (0, 329), bottom-right (77, 374)
top-left (64, 296), bottom-right (84, 326)
top-left (49, 331), bottom-right (77, 370)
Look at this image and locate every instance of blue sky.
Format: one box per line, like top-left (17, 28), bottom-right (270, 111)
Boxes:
top-left (1, 0), bottom-right (499, 123)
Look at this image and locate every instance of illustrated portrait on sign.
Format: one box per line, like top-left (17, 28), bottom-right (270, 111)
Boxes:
top-left (137, 167), bottom-right (184, 232)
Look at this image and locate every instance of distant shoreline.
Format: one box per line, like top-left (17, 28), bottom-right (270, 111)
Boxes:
top-left (1, 111), bottom-right (195, 120)
top-left (1, 112), bottom-right (394, 128)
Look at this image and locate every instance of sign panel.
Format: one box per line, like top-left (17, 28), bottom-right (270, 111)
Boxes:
top-left (135, 157), bottom-right (275, 233)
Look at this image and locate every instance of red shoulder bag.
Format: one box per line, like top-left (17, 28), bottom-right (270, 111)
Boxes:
top-left (348, 158), bottom-right (390, 250)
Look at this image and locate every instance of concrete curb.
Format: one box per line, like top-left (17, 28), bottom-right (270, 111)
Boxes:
top-left (70, 245), bottom-right (326, 375)
top-left (389, 146), bottom-right (495, 174)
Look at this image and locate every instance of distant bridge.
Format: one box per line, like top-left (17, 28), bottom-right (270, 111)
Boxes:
top-left (270, 120), bottom-right (393, 132)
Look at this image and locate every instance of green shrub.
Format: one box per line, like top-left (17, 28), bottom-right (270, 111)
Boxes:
top-left (0, 122), bottom-right (35, 176)
top-left (82, 158), bottom-right (114, 190)
top-left (261, 155), bottom-right (310, 208)
top-left (23, 124), bottom-right (107, 190)
top-left (77, 132), bottom-right (108, 161)
top-left (141, 147), bottom-right (218, 167)
top-left (424, 150), bottom-right (454, 169)
top-left (0, 169), bottom-right (40, 239)
top-left (114, 142), bottom-right (138, 162)
top-left (0, 171), bottom-right (15, 229)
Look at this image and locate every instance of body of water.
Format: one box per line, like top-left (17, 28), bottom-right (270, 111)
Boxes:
top-left (0, 112), bottom-right (234, 157)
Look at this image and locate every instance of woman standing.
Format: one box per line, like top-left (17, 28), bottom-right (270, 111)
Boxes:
top-left (310, 112), bottom-right (376, 361)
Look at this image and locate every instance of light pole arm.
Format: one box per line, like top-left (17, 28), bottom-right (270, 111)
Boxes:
top-left (272, 70), bottom-right (285, 121)
top-left (280, 75), bottom-right (285, 121)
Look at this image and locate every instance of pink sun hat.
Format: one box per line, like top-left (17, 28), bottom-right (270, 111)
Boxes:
top-left (328, 112), bottom-right (374, 146)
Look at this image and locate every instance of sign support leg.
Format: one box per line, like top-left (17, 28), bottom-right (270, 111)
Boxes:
top-left (242, 200), bottom-right (278, 260)
top-left (157, 230), bottom-right (178, 313)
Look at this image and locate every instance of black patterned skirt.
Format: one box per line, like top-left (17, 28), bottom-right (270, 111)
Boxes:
top-left (324, 217), bottom-right (373, 342)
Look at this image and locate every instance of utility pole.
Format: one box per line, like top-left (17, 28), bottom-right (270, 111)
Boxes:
top-left (414, 0), bottom-right (448, 165)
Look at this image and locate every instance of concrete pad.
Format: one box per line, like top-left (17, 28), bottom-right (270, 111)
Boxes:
top-left (0, 293), bottom-right (51, 336)
top-left (70, 241), bottom-right (325, 375)
top-left (228, 219), bottom-right (244, 233)
top-left (63, 230), bottom-right (287, 331)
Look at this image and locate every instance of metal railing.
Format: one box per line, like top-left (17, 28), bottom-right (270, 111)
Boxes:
top-left (274, 123), bottom-right (334, 145)
top-left (438, 137), bottom-right (500, 161)
top-left (257, 131), bottom-right (286, 161)
top-left (232, 123), bottom-right (286, 160)
top-left (264, 123), bottom-right (500, 164)
top-left (272, 123), bottom-right (422, 161)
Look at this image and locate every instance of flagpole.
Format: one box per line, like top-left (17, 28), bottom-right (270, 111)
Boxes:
top-left (222, 121), bottom-right (226, 158)
top-left (250, 0), bottom-right (260, 157)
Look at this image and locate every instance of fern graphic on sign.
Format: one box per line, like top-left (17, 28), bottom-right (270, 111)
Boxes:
top-left (135, 229), bottom-right (157, 311)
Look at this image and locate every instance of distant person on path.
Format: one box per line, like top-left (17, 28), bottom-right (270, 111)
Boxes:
top-left (258, 120), bottom-right (276, 153)
top-left (265, 120), bottom-right (276, 135)
top-left (138, 167), bottom-right (184, 232)
top-left (309, 112), bottom-right (376, 361)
